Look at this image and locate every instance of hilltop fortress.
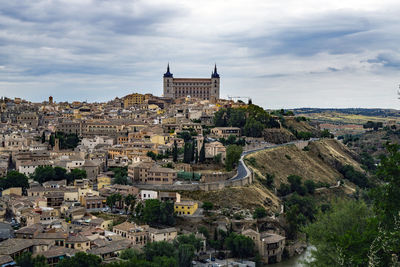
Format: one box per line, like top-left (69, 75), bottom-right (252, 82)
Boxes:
top-left (163, 64), bottom-right (220, 102)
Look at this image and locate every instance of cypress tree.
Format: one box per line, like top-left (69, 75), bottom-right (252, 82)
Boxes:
top-left (41, 132), bottom-right (46, 143)
top-left (183, 142), bottom-right (191, 164)
top-left (199, 142), bottom-right (206, 163)
top-left (173, 140), bottom-right (178, 162)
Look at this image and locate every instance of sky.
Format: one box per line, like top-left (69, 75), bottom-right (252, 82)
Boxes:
top-left (1, 0), bottom-right (400, 109)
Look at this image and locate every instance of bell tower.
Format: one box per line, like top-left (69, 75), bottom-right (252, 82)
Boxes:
top-left (210, 64), bottom-right (220, 102)
top-left (163, 63), bottom-right (174, 98)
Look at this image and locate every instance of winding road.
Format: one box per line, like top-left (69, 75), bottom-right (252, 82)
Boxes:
top-left (230, 139), bottom-right (316, 181)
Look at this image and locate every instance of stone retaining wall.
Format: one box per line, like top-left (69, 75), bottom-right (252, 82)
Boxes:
top-left (136, 171), bottom-right (253, 192)
top-left (200, 170), bottom-right (236, 183)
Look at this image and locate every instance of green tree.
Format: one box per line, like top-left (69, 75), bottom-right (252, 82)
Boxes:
top-left (172, 140), bottom-right (178, 162)
top-left (225, 233), bottom-right (254, 259)
top-left (265, 173), bottom-right (275, 189)
top-left (106, 193), bottom-right (121, 212)
top-left (225, 145), bottom-right (243, 171)
top-left (143, 199), bottom-right (161, 225)
top-left (134, 202), bottom-right (144, 220)
top-left (213, 154), bottom-right (222, 164)
top-left (303, 200), bottom-right (379, 267)
top-left (66, 168), bottom-right (87, 184)
top-left (0, 170), bottom-right (29, 191)
top-left (304, 180), bottom-right (316, 195)
top-left (32, 166), bottom-right (56, 184)
top-left (284, 193), bottom-right (317, 239)
top-left (199, 142), bottom-right (205, 163)
top-left (243, 117), bottom-right (264, 137)
top-left (253, 207), bottom-right (267, 219)
top-left (7, 154), bottom-right (15, 170)
top-left (49, 134), bottom-right (55, 147)
top-left (202, 201), bottom-right (213, 211)
top-left (16, 252), bottom-right (49, 267)
top-left (144, 241), bottom-right (176, 261)
top-left (119, 248), bottom-right (141, 260)
top-left (113, 175), bottom-right (129, 185)
top-left (371, 143), bottom-right (400, 229)
top-left (178, 244), bottom-right (195, 267)
top-left (56, 252), bottom-right (101, 267)
top-left (339, 165), bottom-right (370, 189)
top-left (287, 175), bottom-right (303, 193)
top-left (277, 183), bottom-right (291, 196)
top-left (54, 166), bottom-right (67, 180)
top-left (174, 234), bottom-right (202, 252)
top-left (41, 132), bottom-right (46, 143)
top-left (159, 201), bottom-right (175, 226)
top-left (183, 142), bottom-right (192, 164)
top-left (146, 151), bottom-right (157, 161)
top-left (124, 194), bottom-right (137, 215)
top-left (198, 226), bottom-right (210, 240)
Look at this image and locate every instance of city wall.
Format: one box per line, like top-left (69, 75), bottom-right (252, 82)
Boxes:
top-left (136, 170), bottom-right (253, 192)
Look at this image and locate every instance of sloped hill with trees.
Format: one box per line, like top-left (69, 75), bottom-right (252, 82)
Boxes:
top-left (245, 139), bottom-right (363, 187)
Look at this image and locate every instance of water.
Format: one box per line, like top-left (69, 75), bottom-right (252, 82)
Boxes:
top-left (270, 246), bottom-right (313, 267)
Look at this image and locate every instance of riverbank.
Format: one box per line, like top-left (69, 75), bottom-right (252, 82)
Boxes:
top-left (271, 246), bottom-right (314, 267)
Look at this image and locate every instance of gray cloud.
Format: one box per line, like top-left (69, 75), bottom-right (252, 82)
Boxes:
top-left (0, 1), bottom-right (399, 108)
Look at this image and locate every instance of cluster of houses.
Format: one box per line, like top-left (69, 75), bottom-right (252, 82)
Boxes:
top-left (0, 95), bottom-right (287, 265)
top-left (0, 178), bottom-right (203, 266)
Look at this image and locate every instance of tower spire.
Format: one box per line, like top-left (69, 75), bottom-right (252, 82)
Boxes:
top-left (211, 63), bottom-right (219, 78)
top-left (164, 63), bottom-right (173, 78)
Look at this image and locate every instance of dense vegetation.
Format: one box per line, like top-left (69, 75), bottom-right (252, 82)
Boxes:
top-left (0, 170), bottom-right (29, 191)
top-left (225, 145), bottom-right (243, 171)
top-left (49, 131), bottom-right (80, 149)
top-left (134, 199), bottom-right (175, 226)
top-left (277, 175), bottom-right (317, 197)
top-left (303, 143), bottom-right (400, 266)
top-left (32, 166), bottom-right (87, 184)
top-left (213, 104), bottom-right (281, 137)
top-left (110, 167), bottom-right (130, 185)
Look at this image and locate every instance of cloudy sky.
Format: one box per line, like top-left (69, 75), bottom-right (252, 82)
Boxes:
top-left (1, 0), bottom-right (400, 108)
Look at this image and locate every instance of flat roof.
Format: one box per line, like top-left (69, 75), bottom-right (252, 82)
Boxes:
top-left (173, 78), bottom-right (211, 81)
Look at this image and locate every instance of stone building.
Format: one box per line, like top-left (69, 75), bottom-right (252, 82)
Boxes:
top-left (163, 64), bottom-right (220, 102)
top-left (242, 229), bottom-right (286, 264)
top-left (123, 93), bottom-right (145, 109)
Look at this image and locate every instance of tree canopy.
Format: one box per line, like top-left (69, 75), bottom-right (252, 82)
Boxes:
top-left (225, 145), bottom-right (243, 171)
top-left (304, 143), bottom-right (400, 266)
top-left (0, 170), bottom-right (29, 191)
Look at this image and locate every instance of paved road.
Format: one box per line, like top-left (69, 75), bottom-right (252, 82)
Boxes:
top-left (230, 139), bottom-right (318, 181)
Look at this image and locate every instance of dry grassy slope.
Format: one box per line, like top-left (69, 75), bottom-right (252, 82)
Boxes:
top-left (284, 117), bottom-right (320, 135)
top-left (181, 185), bottom-right (280, 212)
top-left (246, 139), bottom-right (363, 187)
top-left (350, 129), bottom-right (400, 158)
top-left (263, 128), bottom-right (296, 144)
top-left (181, 139), bottom-right (360, 213)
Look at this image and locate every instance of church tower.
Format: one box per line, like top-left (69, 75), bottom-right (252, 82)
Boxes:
top-left (210, 64), bottom-right (220, 102)
top-left (163, 63), bottom-right (174, 98)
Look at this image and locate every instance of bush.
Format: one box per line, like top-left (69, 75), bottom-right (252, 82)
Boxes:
top-left (304, 180), bottom-right (316, 195)
top-left (339, 165), bottom-right (370, 189)
top-left (278, 183), bottom-right (291, 196)
top-left (253, 207), bottom-right (267, 219)
top-left (202, 202), bottom-right (214, 211)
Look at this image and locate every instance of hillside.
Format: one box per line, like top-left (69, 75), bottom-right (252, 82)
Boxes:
top-left (245, 139), bottom-right (362, 187)
top-left (181, 139), bottom-right (361, 213)
top-left (345, 127), bottom-right (400, 158)
top-left (292, 108), bottom-right (400, 125)
top-left (262, 116), bottom-right (322, 144)
top-left (182, 185), bottom-right (281, 212)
